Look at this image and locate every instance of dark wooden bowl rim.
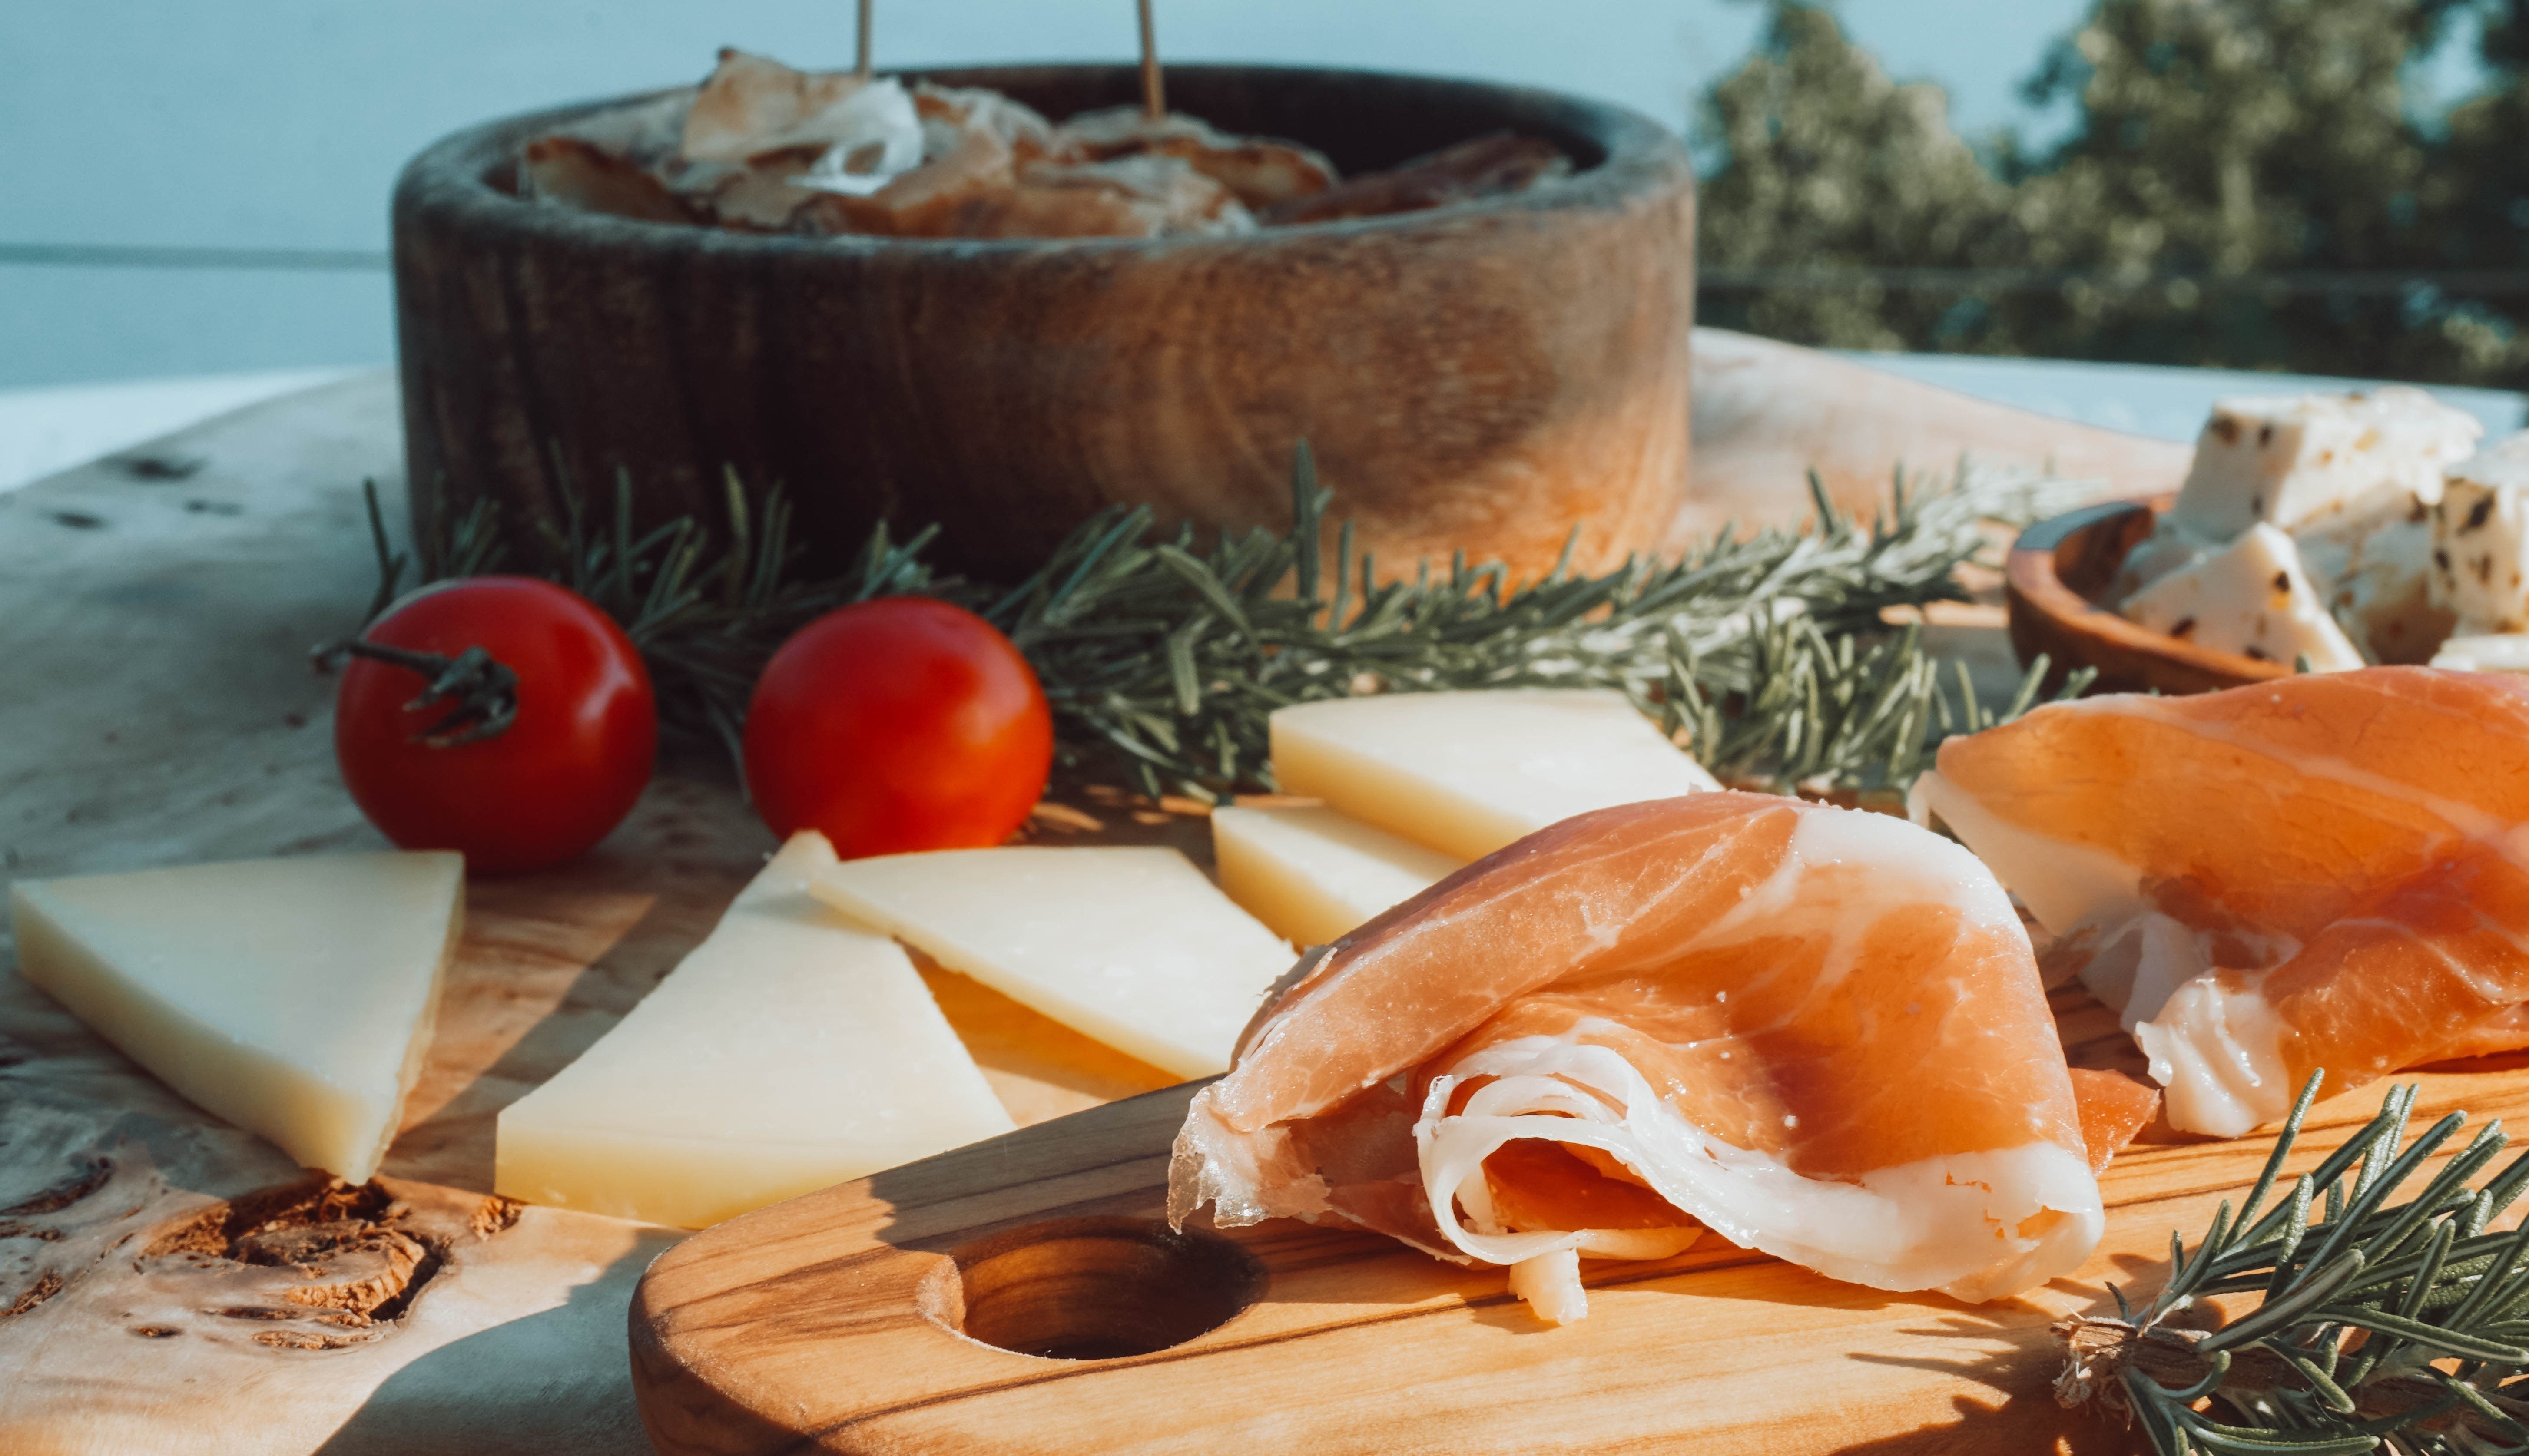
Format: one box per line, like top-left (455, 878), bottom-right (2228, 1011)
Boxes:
top-left (402, 63), bottom-right (1687, 260)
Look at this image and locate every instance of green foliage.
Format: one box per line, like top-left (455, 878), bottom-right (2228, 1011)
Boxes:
top-left (1696, 3), bottom-right (2018, 352)
top-left (984, 452), bottom-right (2094, 800)
top-left (1698, 0), bottom-right (2529, 388)
top-left (365, 456), bottom-right (2096, 802)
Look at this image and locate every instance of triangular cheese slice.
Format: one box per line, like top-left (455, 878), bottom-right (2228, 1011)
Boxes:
top-left (1269, 689), bottom-right (1722, 860)
top-left (495, 832), bottom-right (1013, 1228)
top-left (1212, 804), bottom-right (1463, 947)
top-left (9, 851), bottom-right (463, 1183)
top-left (811, 847), bottom-right (1295, 1079)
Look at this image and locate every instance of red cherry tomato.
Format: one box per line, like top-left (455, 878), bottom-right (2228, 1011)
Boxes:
top-left (335, 576), bottom-right (656, 874)
top-left (743, 598), bottom-right (1053, 857)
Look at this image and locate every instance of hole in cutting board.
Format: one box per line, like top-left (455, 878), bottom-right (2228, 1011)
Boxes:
top-left (922, 1216), bottom-right (1263, 1360)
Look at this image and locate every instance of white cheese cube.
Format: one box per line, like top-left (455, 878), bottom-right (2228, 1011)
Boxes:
top-left (494, 833), bottom-right (1013, 1228)
top-left (1269, 689), bottom-right (1720, 862)
top-left (1212, 804), bottom-right (1465, 948)
top-left (2431, 633), bottom-right (2529, 673)
top-left (2121, 523), bottom-right (2365, 671)
top-left (811, 847), bottom-right (1296, 1079)
top-left (9, 852), bottom-right (462, 1183)
top-left (2431, 446), bottom-right (2529, 633)
top-left (2109, 518), bottom-right (2217, 605)
top-left (2168, 387), bottom-right (2482, 540)
top-left (2293, 495), bottom-right (2449, 663)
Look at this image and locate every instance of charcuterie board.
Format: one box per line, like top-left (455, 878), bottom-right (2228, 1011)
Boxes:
top-left (0, 346), bottom-right (2196, 1454)
top-left (626, 1059), bottom-right (2529, 1456)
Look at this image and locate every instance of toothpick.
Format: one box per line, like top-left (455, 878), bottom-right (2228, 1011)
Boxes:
top-left (1136, 0), bottom-right (1164, 121)
top-left (855, 0), bottom-right (874, 80)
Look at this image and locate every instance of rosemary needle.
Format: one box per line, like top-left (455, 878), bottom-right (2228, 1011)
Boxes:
top-left (2060, 1076), bottom-right (2529, 1456)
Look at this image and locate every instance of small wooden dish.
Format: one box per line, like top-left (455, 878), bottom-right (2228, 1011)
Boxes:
top-left (392, 65), bottom-right (1697, 583)
top-left (2004, 496), bottom-right (2286, 695)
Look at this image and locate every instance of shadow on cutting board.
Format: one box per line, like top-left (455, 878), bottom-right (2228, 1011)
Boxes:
top-left (311, 1225), bottom-right (678, 1456)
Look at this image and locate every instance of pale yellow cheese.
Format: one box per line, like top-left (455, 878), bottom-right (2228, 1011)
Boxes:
top-left (494, 832), bottom-right (1011, 1228)
top-left (1212, 804), bottom-right (1463, 947)
top-left (1269, 689), bottom-right (1721, 860)
top-left (811, 847), bottom-right (1294, 1079)
top-left (8, 851), bottom-right (463, 1183)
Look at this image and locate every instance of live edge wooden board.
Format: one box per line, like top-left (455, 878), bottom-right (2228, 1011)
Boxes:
top-left (0, 352), bottom-right (2206, 1454)
top-left (632, 1049), bottom-right (2529, 1456)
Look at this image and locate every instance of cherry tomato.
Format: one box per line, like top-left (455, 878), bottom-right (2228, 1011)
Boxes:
top-left (335, 576), bottom-right (656, 874)
top-left (743, 598), bottom-right (1053, 857)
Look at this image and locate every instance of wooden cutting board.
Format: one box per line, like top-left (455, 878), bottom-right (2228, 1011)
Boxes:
top-left (628, 1063), bottom-right (2529, 1456)
top-left (0, 344), bottom-right (2188, 1455)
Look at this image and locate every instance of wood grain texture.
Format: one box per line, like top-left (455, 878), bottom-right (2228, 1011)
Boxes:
top-left (0, 380), bottom-right (1207, 1455)
top-left (394, 65), bottom-right (1698, 586)
top-left (2004, 497), bottom-right (2284, 695)
top-left (630, 1059), bottom-right (2529, 1456)
top-left (0, 352), bottom-right (2184, 1453)
top-left (0, 380), bottom-right (692, 1456)
top-left (1676, 331), bottom-right (2191, 544)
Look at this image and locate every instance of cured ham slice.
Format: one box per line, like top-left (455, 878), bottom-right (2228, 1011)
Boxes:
top-left (2068, 1068), bottom-right (2161, 1174)
top-left (2429, 1004), bottom-right (2529, 1063)
top-left (1911, 667), bottom-right (2529, 1136)
top-left (1170, 792), bottom-right (2102, 1324)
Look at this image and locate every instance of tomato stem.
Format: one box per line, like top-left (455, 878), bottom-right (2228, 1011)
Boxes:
top-left (316, 638), bottom-right (520, 747)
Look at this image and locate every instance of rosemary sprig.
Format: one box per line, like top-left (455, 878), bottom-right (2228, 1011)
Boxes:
top-left (374, 470), bottom-right (952, 762)
top-left (361, 450), bottom-right (2095, 797)
top-left (2058, 1075), bottom-right (2529, 1456)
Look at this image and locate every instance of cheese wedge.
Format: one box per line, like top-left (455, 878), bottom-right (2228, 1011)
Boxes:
top-left (1269, 689), bottom-right (1721, 861)
top-left (812, 847), bottom-right (1293, 1079)
top-left (494, 832), bottom-right (1011, 1228)
top-left (2122, 523), bottom-right (2366, 671)
top-left (2168, 387), bottom-right (2481, 540)
top-left (8, 851), bottom-right (463, 1183)
top-left (1212, 804), bottom-right (1463, 947)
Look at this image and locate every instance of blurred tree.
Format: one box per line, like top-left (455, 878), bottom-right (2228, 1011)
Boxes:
top-left (1694, 2), bottom-right (2013, 351)
top-left (1696, 0), bottom-right (2529, 386)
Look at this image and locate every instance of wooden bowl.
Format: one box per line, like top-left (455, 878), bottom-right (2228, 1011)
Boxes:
top-left (2005, 496), bottom-right (2287, 695)
top-left (391, 65), bottom-right (1697, 582)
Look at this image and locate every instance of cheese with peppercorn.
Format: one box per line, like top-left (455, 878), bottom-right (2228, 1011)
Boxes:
top-left (2165, 387), bottom-right (2481, 541)
top-left (2120, 523), bottom-right (2364, 671)
top-left (2293, 496), bottom-right (2452, 664)
top-left (2430, 440), bottom-right (2529, 634)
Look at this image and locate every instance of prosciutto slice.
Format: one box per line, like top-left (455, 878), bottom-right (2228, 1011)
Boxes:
top-left (1912, 667), bottom-right (2529, 1136)
top-left (1170, 792), bottom-right (2103, 1322)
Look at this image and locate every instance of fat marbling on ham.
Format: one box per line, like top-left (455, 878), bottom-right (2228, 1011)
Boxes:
top-left (1169, 791), bottom-right (2105, 1324)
